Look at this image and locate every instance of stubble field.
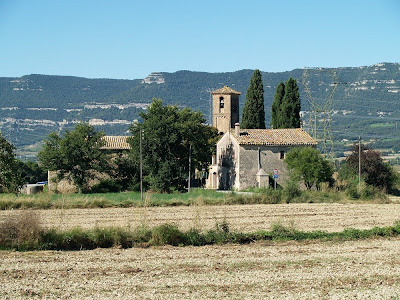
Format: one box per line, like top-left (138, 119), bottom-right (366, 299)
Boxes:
top-left (1, 203), bottom-right (400, 299)
top-left (1, 203), bottom-right (399, 232)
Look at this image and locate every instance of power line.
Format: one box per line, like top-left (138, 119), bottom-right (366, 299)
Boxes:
top-left (302, 67), bottom-right (344, 157)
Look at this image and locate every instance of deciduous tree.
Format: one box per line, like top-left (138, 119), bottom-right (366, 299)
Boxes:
top-left (285, 147), bottom-right (333, 189)
top-left (340, 144), bottom-right (397, 191)
top-left (0, 133), bottom-right (24, 193)
top-left (38, 123), bottom-right (109, 193)
top-left (129, 99), bottom-right (218, 193)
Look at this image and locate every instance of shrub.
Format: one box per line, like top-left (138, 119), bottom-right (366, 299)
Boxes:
top-left (91, 227), bottom-right (116, 248)
top-left (261, 188), bottom-right (283, 204)
top-left (150, 224), bottom-right (185, 246)
top-left (60, 227), bottom-right (95, 250)
top-left (131, 225), bottom-right (152, 245)
top-left (90, 179), bottom-right (122, 193)
top-left (184, 228), bottom-right (206, 246)
top-left (204, 219), bottom-right (232, 244)
top-left (283, 179), bottom-right (302, 203)
top-left (0, 211), bottom-right (42, 250)
top-left (270, 221), bottom-right (296, 239)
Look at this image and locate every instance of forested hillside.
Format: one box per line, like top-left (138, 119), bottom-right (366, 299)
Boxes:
top-left (0, 63), bottom-right (399, 157)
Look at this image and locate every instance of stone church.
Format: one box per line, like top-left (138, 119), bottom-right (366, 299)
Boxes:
top-left (206, 86), bottom-right (316, 190)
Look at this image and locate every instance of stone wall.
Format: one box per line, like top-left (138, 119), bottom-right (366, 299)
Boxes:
top-left (47, 171), bottom-right (108, 194)
top-left (216, 133), bottom-right (240, 190)
top-left (238, 145), bottom-right (293, 190)
top-left (212, 93), bottom-right (239, 134)
top-left (48, 171), bottom-right (78, 194)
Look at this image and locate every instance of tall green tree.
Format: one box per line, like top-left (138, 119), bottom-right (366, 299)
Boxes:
top-left (270, 78), bottom-right (301, 129)
top-left (0, 132), bottom-right (24, 193)
top-left (38, 123), bottom-right (109, 193)
top-left (241, 69), bottom-right (265, 129)
top-left (271, 82), bottom-right (285, 128)
top-left (280, 77), bottom-right (301, 128)
top-left (285, 147), bottom-right (333, 189)
top-left (129, 99), bottom-right (218, 193)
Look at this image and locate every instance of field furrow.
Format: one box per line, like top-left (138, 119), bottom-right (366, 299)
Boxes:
top-left (1, 238), bottom-right (400, 299)
top-left (1, 203), bottom-right (399, 232)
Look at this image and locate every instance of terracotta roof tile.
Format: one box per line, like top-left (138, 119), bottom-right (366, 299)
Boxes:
top-left (211, 86), bottom-right (241, 95)
top-left (101, 136), bottom-right (131, 150)
top-left (232, 128), bottom-right (317, 146)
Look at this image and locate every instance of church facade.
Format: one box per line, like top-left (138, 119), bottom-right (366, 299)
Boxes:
top-left (206, 86), bottom-right (317, 190)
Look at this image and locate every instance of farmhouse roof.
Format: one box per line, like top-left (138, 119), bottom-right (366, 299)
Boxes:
top-left (231, 128), bottom-right (317, 146)
top-left (211, 86), bottom-right (241, 95)
top-left (101, 136), bottom-right (131, 150)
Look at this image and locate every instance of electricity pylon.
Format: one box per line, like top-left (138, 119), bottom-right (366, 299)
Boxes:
top-left (302, 68), bottom-right (340, 157)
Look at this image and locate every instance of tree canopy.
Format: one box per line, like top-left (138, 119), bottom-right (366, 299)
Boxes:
top-left (0, 132), bottom-right (24, 193)
top-left (241, 69), bottom-right (265, 129)
top-left (285, 147), bottom-right (333, 189)
top-left (271, 78), bottom-right (301, 129)
top-left (38, 123), bottom-right (109, 193)
top-left (129, 99), bottom-right (218, 193)
top-left (339, 144), bottom-right (397, 191)
top-left (270, 82), bottom-right (285, 129)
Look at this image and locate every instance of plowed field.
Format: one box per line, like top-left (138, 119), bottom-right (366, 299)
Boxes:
top-left (2, 203), bottom-right (400, 299)
top-left (1, 203), bottom-right (399, 232)
top-left (1, 239), bottom-right (400, 299)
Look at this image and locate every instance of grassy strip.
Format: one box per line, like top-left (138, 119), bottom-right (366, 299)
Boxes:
top-left (0, 188), bottom-right (388, 210)
top-left (1, 212), bottom-right (400, 251)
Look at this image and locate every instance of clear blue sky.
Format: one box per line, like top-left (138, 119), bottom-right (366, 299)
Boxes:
top-left (0, 0), bottom-right (399, 79)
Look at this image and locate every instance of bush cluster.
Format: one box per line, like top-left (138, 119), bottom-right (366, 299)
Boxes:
top-left (2, 212), bottom-right (400, 251)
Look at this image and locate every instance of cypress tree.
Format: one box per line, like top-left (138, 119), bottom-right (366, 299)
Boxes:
top-left (271, 82), bottom-right (285, 128)
top-left (281, 77), bottom-right (301, 128)
top-left (241, 69), bottom-right (265, 129)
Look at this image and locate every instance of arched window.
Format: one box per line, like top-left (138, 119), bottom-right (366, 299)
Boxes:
top-left (219, 97), bottom-right (224, 108)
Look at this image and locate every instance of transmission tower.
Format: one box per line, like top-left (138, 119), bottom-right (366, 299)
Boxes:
top-left (302, 68), bottom-right (339, 157)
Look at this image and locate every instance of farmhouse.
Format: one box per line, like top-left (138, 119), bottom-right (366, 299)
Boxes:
top-left (48, 135), bottom-right (130, 193)
top-left (206, 86), bottom-right (316, 190)
top-left (100, 135), bottom-right (131, 150)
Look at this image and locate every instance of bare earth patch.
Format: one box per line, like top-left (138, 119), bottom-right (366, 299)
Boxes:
top-left (1, 203), bottom-right (399, 232)
top-left (2, 203), bottom-right (400, 298)
top-left (1, 238), bottom-right (400, 299)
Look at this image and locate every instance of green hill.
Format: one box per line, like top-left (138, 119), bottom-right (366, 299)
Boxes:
top-left (1, 63), bottom-right (399, 157)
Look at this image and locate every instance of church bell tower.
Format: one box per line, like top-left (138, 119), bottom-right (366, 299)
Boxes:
top-left (211, 86), bottom-right (241, 134)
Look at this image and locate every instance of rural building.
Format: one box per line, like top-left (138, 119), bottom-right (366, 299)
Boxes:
top-left (48, 136), bottom-right (130, 193)
top-left (207, 125), bottom-right (317, 190)
top-left (100, 135), bottom-right (131, 150)
top-left (206, 86), bottom-right (317, 190)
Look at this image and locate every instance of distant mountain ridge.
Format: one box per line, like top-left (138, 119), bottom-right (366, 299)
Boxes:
top-left (1, 62), bottom-right (400, 156)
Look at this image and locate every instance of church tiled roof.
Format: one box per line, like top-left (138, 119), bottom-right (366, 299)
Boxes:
top-left (231, 128), bottom-right (317, 146)
top-left (101, 136), bottom-right (131, 150)
top-left (211, 86), bottom-right (241, 95)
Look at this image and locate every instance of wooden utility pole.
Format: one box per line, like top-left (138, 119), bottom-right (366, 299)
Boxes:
top-left (140, 129), bottom-right (143, 202)
top-left (358, 136), bottom-right (361, 191)
top-left (188, 144), bottom-right (192, 193)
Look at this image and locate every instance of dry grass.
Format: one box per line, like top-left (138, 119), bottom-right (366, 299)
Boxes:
top-left (1, 203), bottom-right (399, 233)
top-left (1, 239), bottom-right (400, 298)
top-left (0, 211), bottom-right (41, 249)
top-left (1, 203), bottom-right (400, 298)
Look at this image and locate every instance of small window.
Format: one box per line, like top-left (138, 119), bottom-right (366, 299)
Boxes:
top-left (219, 97), bottom-right (224, 108)
top-left (280, 151), bottom-right (285, 160)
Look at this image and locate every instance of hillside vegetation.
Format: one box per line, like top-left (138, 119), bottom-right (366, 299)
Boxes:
top-left (1, 63), bottom-right (399, 156)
